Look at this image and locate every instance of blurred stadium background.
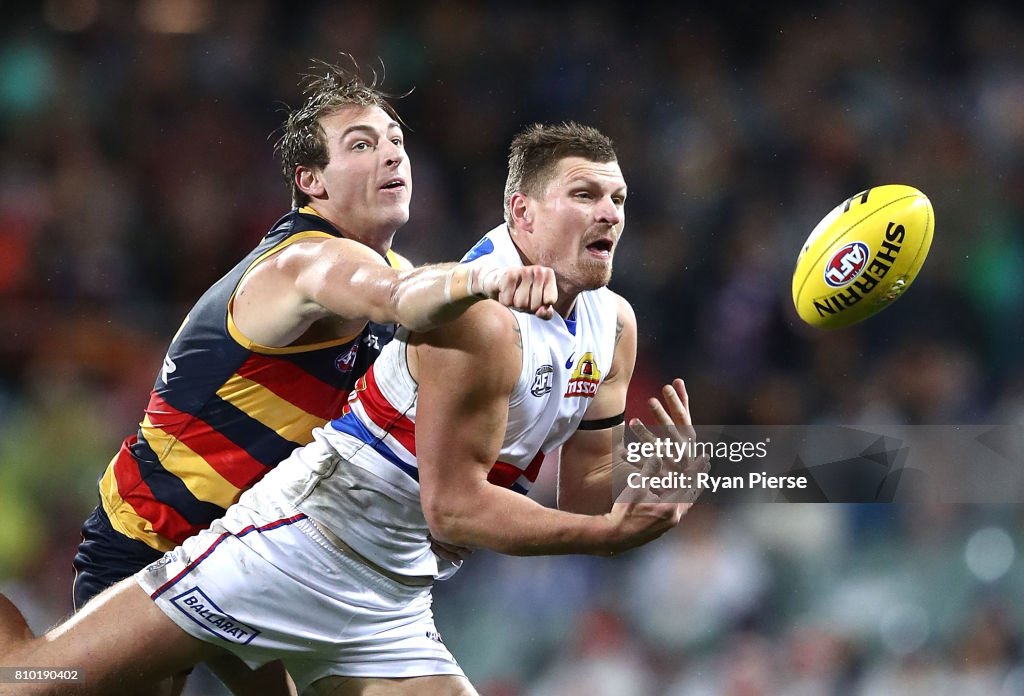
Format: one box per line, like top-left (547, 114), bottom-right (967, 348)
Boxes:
top-left (2, 1), bottom-right (1024, 694)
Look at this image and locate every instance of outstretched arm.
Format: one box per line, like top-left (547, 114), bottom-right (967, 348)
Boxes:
top-left (558, 296), bottom-right (707, 514)
top-left (412, 301), bottom-right (680, 557)
top-left (234, 236), bottom-right (556, 346)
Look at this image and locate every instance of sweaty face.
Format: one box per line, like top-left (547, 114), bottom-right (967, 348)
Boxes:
top-left (313, 105), bottom-right (411, 236)
top-left (522, 156), bottom-right (626, 296)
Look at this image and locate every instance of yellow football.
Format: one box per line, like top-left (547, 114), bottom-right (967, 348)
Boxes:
top-left (792, 184), bottom-right (934, 329)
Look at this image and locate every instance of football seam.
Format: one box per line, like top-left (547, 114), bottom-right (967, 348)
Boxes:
top-left (899, 197), bottom-right (934, 290)
top-left (795, 193), bottom-right (921, 307)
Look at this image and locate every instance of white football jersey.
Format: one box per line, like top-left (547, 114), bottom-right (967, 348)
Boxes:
top-left (284, 224), bottom-right (620, 579)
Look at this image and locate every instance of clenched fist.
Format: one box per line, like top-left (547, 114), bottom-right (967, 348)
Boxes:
top-left (468, 265), bottom-right (557, 319)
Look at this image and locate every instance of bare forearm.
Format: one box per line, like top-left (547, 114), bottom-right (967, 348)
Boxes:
top-left (425, 481), bottom-right (616, 556)
top-left (559, 436), bottom-right (641, 514)
top-left (388, 264), bottom-right (483, 331)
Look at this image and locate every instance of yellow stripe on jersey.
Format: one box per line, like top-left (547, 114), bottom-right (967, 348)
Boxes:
top-left (99, 464), bottom-right (176, 552)
top-left (226, 305), bottom-right (361, 354)
top-left (215, 374), bottom-right (327, 445)
top-left (386, 248), bottom-right (413, 270)
top-left (139, 417), bottom-right (242, 509)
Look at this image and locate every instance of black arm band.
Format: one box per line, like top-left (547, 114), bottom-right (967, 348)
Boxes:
top-left (577, 411), bottom-right (626, 431)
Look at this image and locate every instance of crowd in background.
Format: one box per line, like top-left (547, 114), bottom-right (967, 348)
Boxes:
top-left (2, 1), bottom-right (1024, 693)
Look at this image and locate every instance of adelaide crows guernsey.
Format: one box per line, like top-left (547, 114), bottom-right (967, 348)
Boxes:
top-left (278, 224), bottom-right (619, 579)
top-left (99, 206), bottom-right (407, 551)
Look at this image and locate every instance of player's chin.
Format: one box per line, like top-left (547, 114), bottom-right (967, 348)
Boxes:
top-left (576, 258), bottom-right (614, 290)
top-left (380, 207), bottom-right (410, 229)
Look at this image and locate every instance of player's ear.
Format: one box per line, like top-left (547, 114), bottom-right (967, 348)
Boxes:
top-left (296, 166), bottom-right (325, 199)
top-left (509, 192), bottom-right (533, 231)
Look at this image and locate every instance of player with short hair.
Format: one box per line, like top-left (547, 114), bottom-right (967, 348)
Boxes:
top-left (65, 57), bottom-right (555, 695)
top-left (0, 122), bottom-right (703, 696)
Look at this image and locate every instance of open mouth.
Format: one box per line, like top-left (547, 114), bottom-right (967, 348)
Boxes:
top-left (585, 238), bottom-right (614, 256)
top-left (381, 178), bottom-right (406, 190)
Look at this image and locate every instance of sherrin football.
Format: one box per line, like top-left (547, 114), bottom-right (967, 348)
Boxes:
top-left (792, 184), bottom-right (934, 329)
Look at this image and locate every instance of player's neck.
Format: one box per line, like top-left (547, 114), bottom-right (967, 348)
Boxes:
top-left (508, 229), bottom-right (579, 318)
top-left (331, 223), bottom-right (396, 258)
top-left (340, 227), bottom-right (395, 257)
top-left (305, 204), bottom-right (396, 257)
top-left (554, 292), bottom-right (580, 319)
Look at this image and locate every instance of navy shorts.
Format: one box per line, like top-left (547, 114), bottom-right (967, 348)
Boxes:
top-left (72, 506), bottom-right (165, 610)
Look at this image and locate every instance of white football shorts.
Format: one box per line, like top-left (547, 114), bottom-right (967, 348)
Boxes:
top-left (134, 496), bottom-right (463, 692)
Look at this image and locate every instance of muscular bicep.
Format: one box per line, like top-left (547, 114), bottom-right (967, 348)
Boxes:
top-left (231, 237), bottom-right (394, 346)
top-left (412, 304), bottom-right (521, 536)
top-left (414, 341), bottom-right (514, 490)
top-left (558, 295), bottom-right (637, 513)
top-left (407, 304), bottom-right (618, 556)
top-left (287, 237), bottom-right (399, 321)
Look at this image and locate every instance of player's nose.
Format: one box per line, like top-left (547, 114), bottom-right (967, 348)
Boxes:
top-left (596, 196), bottom-right (622, 226)
top-left (384, 141), bottom-right (405, 168)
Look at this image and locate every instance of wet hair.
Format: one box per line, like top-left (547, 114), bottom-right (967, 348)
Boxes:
top-left (275, 56), bottom-right (405, 207)
top-left (503, 122), bottom-right (618, 224)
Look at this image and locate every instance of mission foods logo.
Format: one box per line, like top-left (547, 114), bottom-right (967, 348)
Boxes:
top-left (170, 587), bottom-right (261, 645)
top-left (565, 352), bottom-right (601, 398)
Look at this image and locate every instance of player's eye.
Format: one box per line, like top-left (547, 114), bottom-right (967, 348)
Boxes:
top-left (352, 141), bottom-right (372, 151)
top-left (391, 137), bottom-right (403, 147)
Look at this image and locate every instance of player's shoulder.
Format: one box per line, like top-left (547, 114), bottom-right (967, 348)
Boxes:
top-left (455, 300), bottom-right (520, 345)
top-left (414, 299), bottom-right (517, 358)
top-left (413, 301), bottom-right (522, 391)
top-left (277, 234), bottom-right (389, 268)
top-left (587, 287), bottom-right (635, 329)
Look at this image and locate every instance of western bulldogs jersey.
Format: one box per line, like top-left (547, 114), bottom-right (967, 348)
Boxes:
top-left (99, 207), bottom-right (407, 551)
top-left (280, 224), bottom-right (619, 579)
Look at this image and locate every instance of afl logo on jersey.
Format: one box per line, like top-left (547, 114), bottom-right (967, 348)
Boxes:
top-left (564, 351), bottom-right (601, 398)
top-left (824, 241), bottom-right (869, 288)
top-left (335, 344), bottom-right (359, 373)
top-left (531, 365), bottom-right (554, 396)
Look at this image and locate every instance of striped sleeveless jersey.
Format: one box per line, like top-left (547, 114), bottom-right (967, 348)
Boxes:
top-left (100, 206), bottom-right (406, 551)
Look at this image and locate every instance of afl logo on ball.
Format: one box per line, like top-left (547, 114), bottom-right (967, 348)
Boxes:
top-left (824, 241), bottom-right (869, 288)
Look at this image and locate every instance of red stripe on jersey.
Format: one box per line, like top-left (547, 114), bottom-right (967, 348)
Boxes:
top-left (487, 461), bottom-right (522, 488)
top-left (487, 452), bottom-right (544, 489)
top-left (112, 437), bottom-right (201, 543)
top-left (144, 392), bottom-right (266, 490)
top-left (234, 353), bottom-right (346, 421)
top-left (356, 367), bottom-right (417, 456)
top-left (522, 451), bottom-right (545, 483)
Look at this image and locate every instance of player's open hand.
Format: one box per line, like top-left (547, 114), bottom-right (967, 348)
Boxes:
top-left (604, 487), bottom-right (683, 555)
top-left (470, 265), bottom-right (557, 319)
top-left (626, 378), bottom-right (710, 506)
